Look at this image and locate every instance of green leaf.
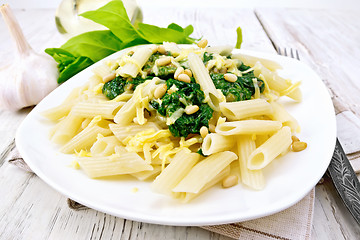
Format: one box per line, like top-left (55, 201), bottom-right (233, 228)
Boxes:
top-left (80, 0), bottom-right (144, 43)
top-left (60, 30), bottom-right (124, 62)
top-left (57, 56), bottom-right (94, 84)
top-left (137, 23), bottom-right (195, 44)
top-left (235, 26), bottom-right (243, 49)
top-left (183, 25), bottom-right (194, 36)
top-left (167, 23), bottom-right (184, 32)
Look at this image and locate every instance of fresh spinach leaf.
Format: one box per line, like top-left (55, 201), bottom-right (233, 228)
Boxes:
top-left (60, 30), bottom-right (123, 62)
top-left (203, 52), bottom-right (214, 64)
top-left (137, 23), bottom-right (195, 44)
top-left (210, 72), bottom-right (264, 102)
top-left (80, 0), bottom-right (144, 43)
top-left (58, 56), bottom-right (94, 84)
top-left (45, 48), bottom-right (94, 83)
top-left (150, 78), bottom-right (213, 137)
top-left (102, 76), bottom-right (127, 99)
top-left (169, 104), bottom-right (213, 137)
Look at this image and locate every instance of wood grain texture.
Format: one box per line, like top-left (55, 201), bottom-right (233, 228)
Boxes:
top-left (255, 8), bottom-right (360, 240)
top-left (1, 7), bottom-right (360, 240)
top-left (255, 8), bottom-right (360, 118)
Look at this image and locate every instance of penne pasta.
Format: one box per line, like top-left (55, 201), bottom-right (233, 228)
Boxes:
top-left (215, 120), bottom-right (282, 136)
top-left (269, 101), bottom-right (300, 133)
top-left (71, 101), bottom-right (124, 119)
top-left (231, 53), bottom-right (282, 72)
top-left (78, 152), bottom-right (153, 178)
top-left (175, 166), bottom-right (231, 203)
top-left (110, 122), bottom-right (161, 141)
top-left (247, 126), bottom-right (292, 170)
top-left (172, 151), bottom-right (237, 194)
top-left (201, 133), bottom-right (235, 155)
top-left (113, 77), bottom-right (164, 125)
top-left (236, 135), bottom-right (265, 190)
top-left (60, 117), bottom-right (112, 154)
top-left (188, 52), bottom-right (223, 111)
top-left (151, 149), bottom-right (200, 196)
top-left (220, 99), bottom-right (272, 121)
top-left (90, 136), bottom-right (123, 156)
top-left (253, 62), bottom-right (302, 101)
top-left (117, 45), bottom-right (155, 78)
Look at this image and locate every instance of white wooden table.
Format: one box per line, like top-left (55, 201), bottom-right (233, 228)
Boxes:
top-left (1, 6), bottom-right (360, 239)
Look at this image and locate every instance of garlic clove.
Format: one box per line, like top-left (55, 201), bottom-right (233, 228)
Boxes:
top-left (0, 4), bottom-right (59, 111)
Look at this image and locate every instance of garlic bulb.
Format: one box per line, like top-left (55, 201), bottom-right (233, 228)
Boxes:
top-left (0, 4), bottom-right (58, 111)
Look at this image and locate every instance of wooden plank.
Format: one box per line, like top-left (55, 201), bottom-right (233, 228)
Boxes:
top-left (255, 8), bottom-right (360, 117)
top-left (142, 7), bottom-right (277, 53)
top-left (255, 8), bottom-right (360, 240)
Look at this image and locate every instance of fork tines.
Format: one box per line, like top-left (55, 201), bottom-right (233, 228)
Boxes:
top-left (277, 47), bottom-right (300, 60)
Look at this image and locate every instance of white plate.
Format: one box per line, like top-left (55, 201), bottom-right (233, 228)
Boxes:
top-left (16, 48), bottom-right (336, 226)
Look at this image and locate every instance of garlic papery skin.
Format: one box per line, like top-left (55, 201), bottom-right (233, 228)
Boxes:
top-left (0, 4), bottom-right (59, 111)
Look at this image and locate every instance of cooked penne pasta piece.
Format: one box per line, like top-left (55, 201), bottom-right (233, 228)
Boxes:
top-left (231, 53), bottom-right (282, 71)
top-left (172, 151), bottom-right (237, 194)
top-left (151, 149), bottom-right (200, 196)
top-left (220, 99), bottom-right (272, 121)
top-left (175, 165), bottom-right (231, 203)
top-left (215, 120), bottom-right (282, 136)
top-left (247, 126), bottom-right (292, 170)
top-left (113, 78), bottom-right (164, 125)
top-left (71, 101), bottom-right (124, 119)
top-left (110, 122), bottom-right (161, 141)
top-left (117, 45), bottom-right (154, 78)
top-left (60, 117), bottom-right (112, 154)
top-left (236, 135), bottom-right (265, 190)
top-left (188, 52), bottom-right (223, 111)
top-left (254, 62), bottom-right (301, 101)
top-left (42, 85), bottom-right (87, 120)
top-left (131, 165), bottom-right (162, 181)
top-left (51, 112), bottom-right (84, 144)
top-left (269, 101), bottom-right (300, 133)
top-left (92, 63), bottom-right (112, 80)
top-left (78, 152), bottom-right (153, 178)
top-left (90, 136), bottom-right (123, 156)
top-left (201, 133), bottom-right (235, 155)
top-left (206, 45), bottom-right (233, 56)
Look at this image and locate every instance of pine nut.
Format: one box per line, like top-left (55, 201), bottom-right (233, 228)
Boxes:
top-left (157, 45), bottom-right (166, 55)
top-left (102, 72), bottom-right (116, 82)
top-left (220, 67), bottom-right (227, 74)
top-left (185, 105), bottom-right (199, 115)
top-left (156, 57), bottom-right (171, 66)
top-left (125, 83), bottom-right (134, 91)
top-left (174, 67), bottom-right (184, 79)
top-left (291, 135), bottom-right (300, 143)
top-left (208, 124), bottom-right (216, 133)
top-left (150, 45), bottom-right (158, 53)
top-left (177, 73), bottom-right (191, 83)
top-left (200, 126), bottom-right (208, 138)
top-left (184, 69), bottom-right (192, 77)
top-left (197, 39), bottom-right (208, 48)
top-left (292, 141), bottom-right (307, 152)
top-left (154, 84), bottom-right (167, 99)
top-left (224, 73), bottom-right (237, 82)
top-left (224, 59), bottom-right (233, 68)
top-left (222, 175), bottom-right (238, 188)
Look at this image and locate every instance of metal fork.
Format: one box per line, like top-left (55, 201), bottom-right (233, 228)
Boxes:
top-left (277, 47), bottom-right (360, 225)
top-left (277, 48), bottom-right (300, 60)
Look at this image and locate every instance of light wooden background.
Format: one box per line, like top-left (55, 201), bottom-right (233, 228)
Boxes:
top-left (1, 6), bottom-right (360, 240)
